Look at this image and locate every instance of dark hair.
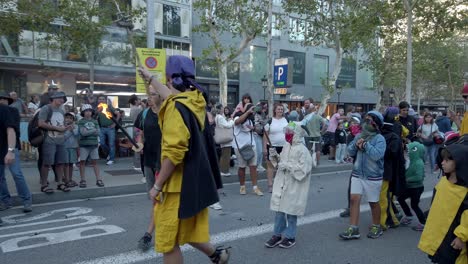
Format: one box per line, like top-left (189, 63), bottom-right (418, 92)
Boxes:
top-left (141, 99), bottom-right (147, 105)
top-left (442, 110), bottom-right (447, 116)
top-left (423, 113), bottom-right (434, 124)
top-left (223, 106), bottom-right (232, 117)
top-left (440, 148), bottom-right (453, 161)
top-left (305, 97), bottom-right (314, 103)
top-left (128, 94), bottom-right (139, 105)
top-left (399, 101), bottom-right (410, 109)
top-left (241, 93), bottom-right (252, 106)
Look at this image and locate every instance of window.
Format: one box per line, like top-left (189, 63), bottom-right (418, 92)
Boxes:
top-left (279, 50), bottom-right (306, 84)
top-left (163, 5), bottom-right (181, 37)
top-left (312, 55), bottom-right (329, 86)
top-left (250, 46), bottom-right (267, 81)
top-left (272, 14), bottom-right (281, 37)
top-left (289, 17), bottom-right (306, 42)
top-left (272, 0), bottom-right (282, 6)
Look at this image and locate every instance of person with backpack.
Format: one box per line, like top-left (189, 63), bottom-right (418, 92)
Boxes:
top-left (38, 91), bottom-right (70, 193)
top-left (134, 85), bottom-right (163, 251)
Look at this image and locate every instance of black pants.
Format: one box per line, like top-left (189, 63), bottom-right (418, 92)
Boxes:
top-left (397, 186), bottom-right (426, 224)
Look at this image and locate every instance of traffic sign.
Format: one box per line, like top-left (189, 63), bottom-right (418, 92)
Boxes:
top-left (273, 57), bottom-right (293, 88)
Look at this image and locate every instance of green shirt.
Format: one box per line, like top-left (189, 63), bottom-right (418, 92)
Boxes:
top-left (305, 113), bottom-right (323, 138)
top-left (78, 118), bottom-right (100, 146)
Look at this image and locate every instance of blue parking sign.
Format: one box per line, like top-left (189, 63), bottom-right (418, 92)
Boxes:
top-left (273, 58), bottom-right (293, 87)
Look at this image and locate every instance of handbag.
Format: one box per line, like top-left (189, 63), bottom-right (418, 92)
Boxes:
top-left (418, 124), bottom-right (434, 146)
top-left (234, 127), bottom-right (255, 161)
top-left (214, 126), bottom-right (233, 144)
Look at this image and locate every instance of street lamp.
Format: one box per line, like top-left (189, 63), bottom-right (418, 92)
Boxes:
top-left (389, 89), bottom-right (395, 106)
top-left (336, 84), bottom-right (343, 106)
top-left (261, 75), bottom-right (268, 100)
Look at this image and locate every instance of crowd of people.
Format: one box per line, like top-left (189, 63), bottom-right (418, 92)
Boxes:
top-left (0, 55), bottom-right (467, 263)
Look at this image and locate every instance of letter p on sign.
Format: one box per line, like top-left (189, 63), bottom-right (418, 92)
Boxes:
top-left (277, 67), bottom-right (284, 80)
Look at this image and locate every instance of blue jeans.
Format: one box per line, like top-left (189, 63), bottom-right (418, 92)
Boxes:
top-left (424, 144), bottom-right (438, 171)
top-left (100, 127), bottom-right (116, 161)
top-left (0, 150), bottom-right (32, 206)
top-left (273, 212), bottom-right (297, 239)
top-left (254, 134), bottom-right (264, 168)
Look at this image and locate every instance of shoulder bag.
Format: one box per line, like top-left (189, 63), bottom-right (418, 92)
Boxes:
top-left (234, 125), bottom-right (255, 161)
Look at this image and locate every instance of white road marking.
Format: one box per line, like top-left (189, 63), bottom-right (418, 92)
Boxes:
top-left (0, 216), bottom-right (105, 239)
top-left (75, 190), bottom-right (433, 264)
top-left (0, 225), bottom-right (125, 253)
top-left (1, 207), bottom-right (93, 224)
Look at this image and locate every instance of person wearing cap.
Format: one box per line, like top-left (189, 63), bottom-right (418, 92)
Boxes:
top-left (63, 112), bottom-right (79, 188)
top-left (138, 56), bottom-right (229, 263)
top-left (78, 104), bottom-right (104, 188)
top-left (39, 82), bottom-right (60, 108)
top-left (38, 91), bottom-right (70, 193)
top-left (0, 92), bottom-right (32, 213)
top-left (339, 110), bottom-right (387, 240)
top-left (0, 92), bottom-right (17, 225)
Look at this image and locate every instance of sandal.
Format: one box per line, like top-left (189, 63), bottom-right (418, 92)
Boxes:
top-left (41, 185), bottom-right (54, 194)
top-left (79, 180), bottom-right (87, 188)
top-left (96, 180), bottom-right (105, 187)
top-left (66, 180), bottom-right (78, 188)
top-left (57, 183), bottom-right (71, 192)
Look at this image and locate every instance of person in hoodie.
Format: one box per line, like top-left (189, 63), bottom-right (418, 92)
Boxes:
top-left (139, 56), bottom-right (230, 264)
top-left (379, 108), bottom-right (405, 230)
top-left (418, 144), bottom-right (468, 264)
top-left (264, 122), bottom-right (312, 249)
top-left (436, 111), bottom-right (453, 134)
top-left (339, 111), bottom-right (387, 240)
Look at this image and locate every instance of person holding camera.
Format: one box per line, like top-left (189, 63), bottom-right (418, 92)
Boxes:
top-left (234, 103), bottom-right (263, 196)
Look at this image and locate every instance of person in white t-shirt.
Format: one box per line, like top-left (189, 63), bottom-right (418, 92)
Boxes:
top-left (264, 104), bottom-right (288, 192)
top-left (233, 103), bottom-right (263, 196)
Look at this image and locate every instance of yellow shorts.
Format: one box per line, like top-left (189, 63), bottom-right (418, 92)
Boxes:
top-left (154, 192), bottom-right (210, 253)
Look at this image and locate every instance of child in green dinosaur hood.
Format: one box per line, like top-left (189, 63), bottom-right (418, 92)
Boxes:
top-left (398, 141), bottom-right (426, 231)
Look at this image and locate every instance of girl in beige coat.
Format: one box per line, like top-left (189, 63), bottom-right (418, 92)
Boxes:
top-left (265, 122), bottom-right (313, 249)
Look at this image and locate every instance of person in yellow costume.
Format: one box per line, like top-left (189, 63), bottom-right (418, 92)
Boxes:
top-left (139, 56), bottom-right (229, 264)
top-left (455, 83), bottom-right (468, 135)
top-left (418, 144), bottom-right (468, 264)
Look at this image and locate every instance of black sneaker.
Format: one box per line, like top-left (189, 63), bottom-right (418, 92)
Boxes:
top-left (278, 238), bottom-right (296, 249)
top-left (339, 208), bottom-right (350, 217)
top-left (138, 232), bottom-right (152, 251)
top-left (265, 235), bottom-right (282, 248)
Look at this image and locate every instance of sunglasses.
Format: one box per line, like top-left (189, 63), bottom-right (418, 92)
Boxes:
top-left (463, 95), bottom-right (467, 99)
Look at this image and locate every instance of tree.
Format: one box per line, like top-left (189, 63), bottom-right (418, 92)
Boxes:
top-left (193, 0), bottom-right (269, 106)
top-left (283, 0), bottom-right (380, 115)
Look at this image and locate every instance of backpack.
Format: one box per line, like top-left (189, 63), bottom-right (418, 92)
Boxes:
top-left (28, 105), bottom-right (52, 147)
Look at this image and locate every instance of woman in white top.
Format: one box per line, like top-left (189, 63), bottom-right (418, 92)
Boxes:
top-left (263, 103), bottom-right (289, 192)
top-left (215, 104), bottom-right (235, 176)
top-left (416, 113), bottom-right (440, 172)
top-left (28, 95), bottom-right (40, 114)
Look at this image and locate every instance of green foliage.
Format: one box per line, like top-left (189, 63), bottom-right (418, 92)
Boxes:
top-left (193, 0), bottom-right (270, 63)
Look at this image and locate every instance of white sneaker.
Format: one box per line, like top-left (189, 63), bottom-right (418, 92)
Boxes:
top-left (141, 176), bottom-right (146, 184)
top-left (220, 172), bottom-right (231, 177)
top-left (106, 160), bottom-right (114, 165)
top-left (257, 165), bottom-right (266, 172)
top-left (134, 167), bottom-right (142, 172)
top-left (106, 155), bottom-right (110, 161)
top-left (209, 202), bottom-right (222, 210)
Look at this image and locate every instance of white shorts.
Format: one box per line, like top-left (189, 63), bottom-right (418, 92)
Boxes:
top-left (350, 177), bottom-right (383, 203)
top-left (234, 147), bottom-right (257, 168)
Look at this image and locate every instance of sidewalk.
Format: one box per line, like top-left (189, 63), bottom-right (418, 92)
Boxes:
top-left (5, 157), bottom-right (352, 206)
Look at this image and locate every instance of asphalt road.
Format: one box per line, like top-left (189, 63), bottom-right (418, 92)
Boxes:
top-left (0, 170), bottom-right (439, 264)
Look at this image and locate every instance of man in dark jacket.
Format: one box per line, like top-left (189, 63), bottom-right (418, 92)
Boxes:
top-left (398, 101), bottom-right (418, 142)
top-left (379, 109), bottom-right (406, 230)
top-left (435, 110), bottom-right (452, 134)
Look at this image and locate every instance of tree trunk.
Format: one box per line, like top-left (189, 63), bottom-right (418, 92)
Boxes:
top-left (89, 48), bottom-right (95, 92)
top-left (405, 1), bottom-right (413, 103)
top-left (318, 48), bottom-right (342, 116)
top-left (266, 0), bottom-right (273, 117)
top-left (218, 62), bottom-right (228, 106)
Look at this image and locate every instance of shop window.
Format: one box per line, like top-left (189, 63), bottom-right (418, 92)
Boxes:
top-left (312, 55), bottom-right (329, 86)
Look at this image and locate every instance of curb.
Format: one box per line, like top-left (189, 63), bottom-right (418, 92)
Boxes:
top-left (10, 164), bottom-right (352, 207)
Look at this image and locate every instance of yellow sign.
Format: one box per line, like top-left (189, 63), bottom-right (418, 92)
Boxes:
top-left (136, 48), bottom-right (166, 93)
top-left (274, 88), bottom-right (288, 95)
